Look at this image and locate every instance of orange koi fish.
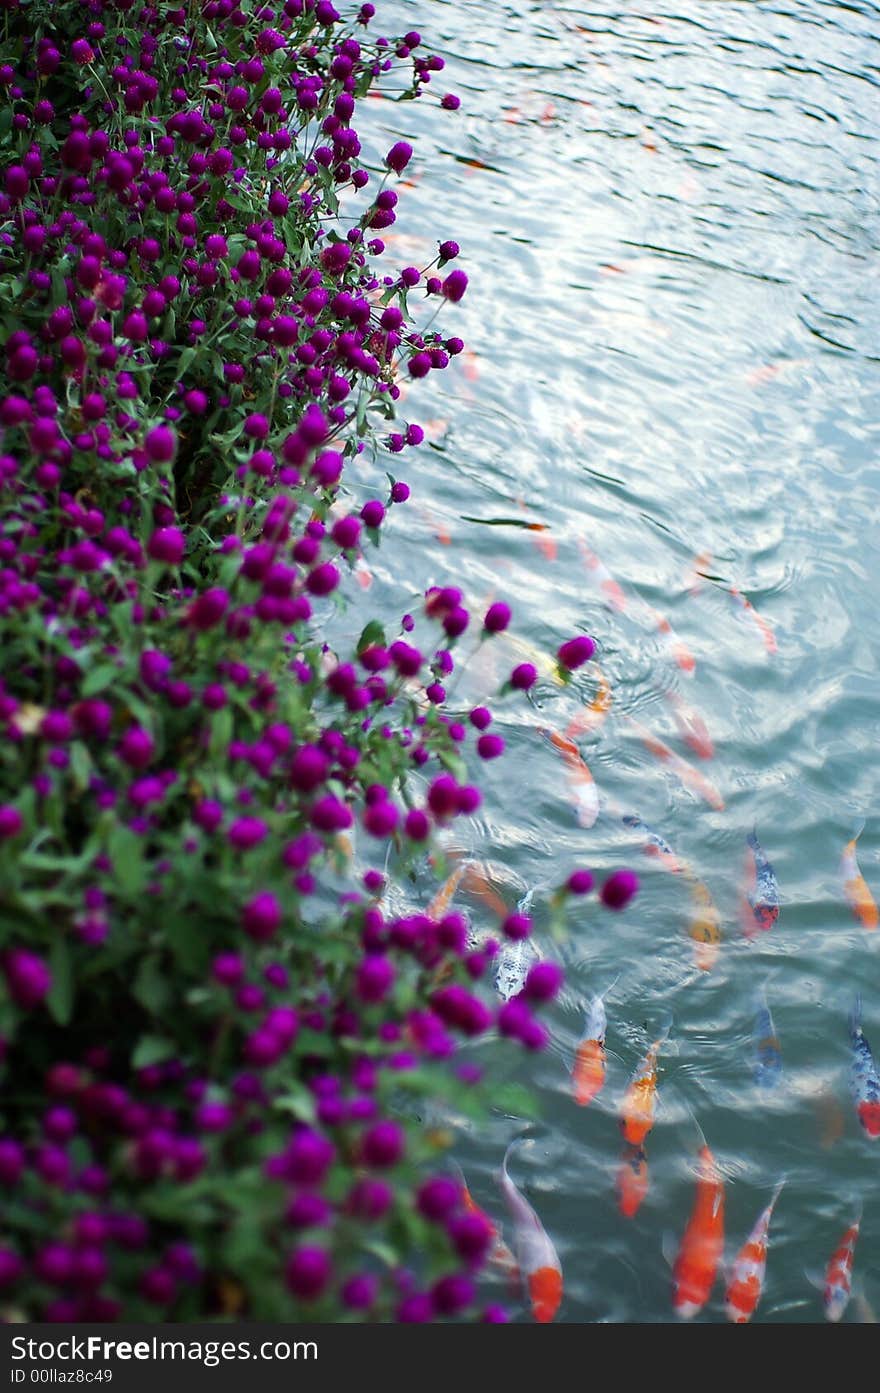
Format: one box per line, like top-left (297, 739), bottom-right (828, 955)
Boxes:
top-left (663, 687), bottom-right (714, 760)
top-left (353, 556), bottom-right (372, 590)
top-left (617, 1143), bottom-right (650, 1219)
top-left (741, 829), bottom-right (780, 938)
top-left (724, 1179), bottom-right (785, 1323)
top-left (626, 717), bottom-right (725, 811)
top-left (619, 1016), bottom-right (672, 1146)
top-left (841, 823), bottom-right (878, 931)
top-left (671, 1141), bottom-right (725, 1319)
top-left (577, 538), bottom-right (628, 611)
top-left (498, 1144), bottom-right (563, 1323)
top-left (822, 1212), bottom-right (861, 1322)
top-left (729, 586), bottom-right (777, 655)
top-left (685, 875), bottom-right (722, 971)
top-left (645, 606), bottom-right (696, 675)
top-left (427, 862), bottom-right (468, 921)
top-left (545, 729), bottom-right (600, 828)
top-left (565, 668), bottom-right (612, 740)
top-left (452, 1162), bottom-right (519, 1284)
top-left (461, 350), bottom-right (480, 381)
top-left (459, 859), bottom-right (511, 921)
top-left (514, 498), bottom-right (557, 560)
top-left (571, 976), bottom-right (618, 1107)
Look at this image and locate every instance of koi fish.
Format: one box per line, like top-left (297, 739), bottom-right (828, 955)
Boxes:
top-left (565, 667), bottom-right (612, 740)
top-left (498, 1143), bottom-right (563, 1323)
top-left (685, 875), bottom-right (722, 971)
top-left (647, 606), bottom-right (696, 676)
top-left (741, 829), bottom-right (780, 937)
top-left (427, 862), bottom-right (468, 921)
top-left (685, 551), bottom-right (713, 597)
top-left (571, 976), bottom-right (618, 1107)
top-left (729, 586), bottom-right (777, 655)
top-left (849, 995), bottom-right (880, 1139)
top-left (622, 814), bottom-right (687, 875)
top-left (452, 1161), bottom-right (519, 1284)
top-left (495, 935), bottom-right (539, 1002)
top-left (577, 538), bottom-right (628, 612)
top-left (616, 1143), bottom-right (649, 1219)
top-left (626, 717), bottom-right (725, 811)
top-left (671, 1141), bottom-right (725, 1319)
top-left (841, 823), bottom-right (878, 931)
top-left (544, 730), bottom-right (600, 828)
top-left (619, 1016), bottom-right (672, 1146)
top-left (752, 984), bottom-right (783, 1089)
top-left (823, 1213), bottom-right (860, 1322)
top-left (663, 687), bottom-right (714, 760)
top-left (460, 859), bottom-right (512, 921)
top-left (724, 1179), bottom-right (785, 1323)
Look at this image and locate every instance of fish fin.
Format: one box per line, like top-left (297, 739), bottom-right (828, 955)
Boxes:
top-left (661, 1231), bottom-right (678, 1269)
top-left (681, 1096), bottom-right (709, 1153)
top-left (602, 971), bottom-right (621, 1003)
top-left (804, 1265), bottom-right (825, 1292)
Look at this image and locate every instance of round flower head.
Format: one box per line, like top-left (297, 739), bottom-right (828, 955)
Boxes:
top-left (385, 141), bottom-right (413, 174)
top-left (600, 869), bottom-right (639, 910)
top-left (557, 635), bottom-right (596, 670)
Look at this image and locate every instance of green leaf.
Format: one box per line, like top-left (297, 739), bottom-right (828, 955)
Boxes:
top-left (491, 1080), bottom-right (541, 1121)
top-left (133, 955), bottom-right (171, 1015)
top-left (69, 742), bottom-right (92, 794)
top-left (132, 1034), bottom-right (176, 1069)
top-left (107, 824), bottom-right (147, 897)
top-left (356, 619), bottom-right (385, 654)
top-left (47, 937), bottom-right (74, 1027)
top-left (80, 663), bottom-right (120, 697)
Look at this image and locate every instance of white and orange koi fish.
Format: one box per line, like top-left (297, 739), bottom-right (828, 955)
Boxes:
top-left (724, 1179), bottom-right (785, 1323)
top-left (620, 1015), bottom-right (672, 1147)
top-left (622, 814), bottom-right (687, 875)
top-left (497, 1143), bottom-right (563, 1323)
top-left (685, 873), bottom-right (722, 971)
top-left (645, 605), bottom-right (696, 676)
top-left (565, 667), bottom-right (612, 740)
top-left (577, 538), bottom-right (628, 612)
top-left (625, 716), bottom-right (725, 811)
top-left (452, 1161), bottom-right (519, 1285)
top-left (841, 823), bottom-right (878, 931)
top-left (544, 729), bottom-right (600, 828)
top-left (663, 687), bottom-right (714, 760)
top-left (571, 976), bottom-right (618, 1107)
top-left (617, 1143), bottom-right (650, 1219)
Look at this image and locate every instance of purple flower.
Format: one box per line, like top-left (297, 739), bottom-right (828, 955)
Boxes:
top-left (242, 892), bottom-right (281, 942)
top-left (2, 949), bottom-right (51, 1008)
top-left (356, 955), bottom-right (395, 1003)
top-left (385, 141), bottom-right (413, 174)
top-left (417, 1176), bottom-right (460, 1221)
top-left (147, 527), bottom-right (185, 565)
top-left (361, 1121), bottom-right (404, 1168)
top-left (143, 426), bottom-right (177, 463)
top-left (227, 817), bottom-right (268, 851)
top-left (557, 635), bottom-right (596, 670)
top-left (600, 869), bottom-right (639, 910)
top-left (285, 1247), bottom-right (331, 1301)
top-left (510, 662), bottom-right (538, 690)
top-left (567, 869), bottom-right (595, 895)
top-left (483, 602), bottom-right (511, 633)
top-left (477, 733), bottom-right (504, 760)
top-left (0, 806), bottom-right (23, 841)
top-left (441, 269), bottom-right (468, 302)
top-left (523, 962), bottom-right (564, 1002)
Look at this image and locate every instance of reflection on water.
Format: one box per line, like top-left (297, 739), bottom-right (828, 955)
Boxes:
top-left (346, 1), bottom-right (880, 1320)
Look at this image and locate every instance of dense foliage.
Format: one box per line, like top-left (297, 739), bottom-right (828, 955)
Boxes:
top-left (0, 0), bottom-right (627, 1322)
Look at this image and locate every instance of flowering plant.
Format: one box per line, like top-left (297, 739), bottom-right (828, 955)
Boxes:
top-left (0, 0), bottom-right (629, 1322)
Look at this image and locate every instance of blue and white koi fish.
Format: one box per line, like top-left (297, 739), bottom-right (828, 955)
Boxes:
top-left (850, 996), bottom-right (880, 1139)
top-left (752, 984), bottom-right (783, 1089)
top-left (741, 828), bottom-right (779, 937)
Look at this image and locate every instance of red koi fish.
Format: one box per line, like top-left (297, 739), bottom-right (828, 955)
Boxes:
top-left (724, 1179), bottom-right (785, 1322)
top-left (841, 823), bottom-right (878, 931)
top-left (577, 538), bottom-right (628, 612)
top-left (823, 1212), bottom-right (861, 1322)
top-left (619, 1016), bottom-right (672, 1146)
top-left (616, 1143), bottom-right (650, 1219)
top-left (544, 729), bottom-right (600, 828)
top-left (645, 605), bottom-right (696, 675)
top-left (626, 717), bottom-right (725, 811)
top-left (498, 1144), bottom-right (563, 1323)
top-left (427, 863), bottom-right (468, 921)
top-left (729, 586), bottom-right (777, 655)
top-left (671, 1142), bottom-right (725, 1319)
top-left (663, 687), bottom-right (714, 760)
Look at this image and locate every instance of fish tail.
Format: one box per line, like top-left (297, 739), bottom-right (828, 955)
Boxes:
top-left (747, 825), bottom-right (759, 851)
top-left (655, 1008), bottom-right (674, 1047)
top-left (769, 1175), bottom-right (787, 1210)
top-left (682, 1096), bottom-right (709, 1153)
top-left (850, 819), bottom-right (866, 843)
top-left (850, 994), bottom-right (863, 1037)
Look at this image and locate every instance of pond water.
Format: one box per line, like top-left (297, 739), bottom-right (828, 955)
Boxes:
top-left (342, 0), bottom-right (880, 1321)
